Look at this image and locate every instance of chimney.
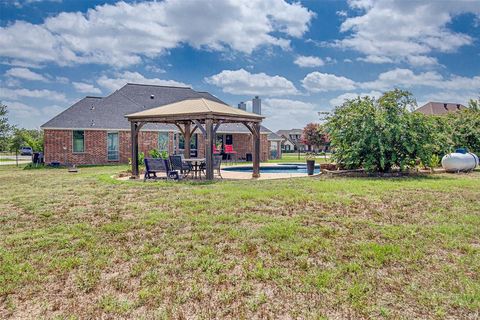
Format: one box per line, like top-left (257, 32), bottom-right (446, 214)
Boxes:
top-left (238, 101), bottom-right (246, 111)
top-left (252, 96), bottom-right (261, 115)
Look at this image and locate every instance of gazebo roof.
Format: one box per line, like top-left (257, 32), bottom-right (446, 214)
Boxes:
top-left (125, 98), bottom-right (264, 123)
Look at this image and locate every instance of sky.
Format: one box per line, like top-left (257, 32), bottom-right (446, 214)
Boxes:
top-left (0, 0), bottom-right (479, 131)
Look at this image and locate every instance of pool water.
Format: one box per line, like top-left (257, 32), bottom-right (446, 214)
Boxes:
top-left (223, 164), bottom-right (321, 174)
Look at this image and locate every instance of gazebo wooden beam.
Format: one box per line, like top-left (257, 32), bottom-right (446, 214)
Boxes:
top-left (183, 122), bottom-right (191, 158)
top-left (130, 121), bottom-right (145, 178)
top-left (242, 122), bottom-right (261, 178)
top-left (192, 120), bottom-right (207, 136)
top-left (205, 119), bottom-right (214, 180)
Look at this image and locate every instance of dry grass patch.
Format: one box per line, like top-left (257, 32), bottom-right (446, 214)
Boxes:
top-left (0, 165), bottom-right (479, 319)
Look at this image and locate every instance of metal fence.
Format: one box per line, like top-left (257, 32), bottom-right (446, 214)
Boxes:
top-left (0, 151), bottom-right (32, 166)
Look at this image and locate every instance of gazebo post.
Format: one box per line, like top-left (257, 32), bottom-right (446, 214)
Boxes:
top-left (252, 122), bottom-right (261, 178)
top-left (205, 119), bottom-right (214, 180)
top-left (130, 121), bottom-right (139, 178)
top-left (184, 122), bottom-right (191, 158)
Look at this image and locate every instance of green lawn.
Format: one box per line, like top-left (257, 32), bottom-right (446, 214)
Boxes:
top-left (0, 164), bottom-right (479, 319)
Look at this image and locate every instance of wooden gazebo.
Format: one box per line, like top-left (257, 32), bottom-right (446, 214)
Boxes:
top-left (125, 98), bottom-right (264, 180)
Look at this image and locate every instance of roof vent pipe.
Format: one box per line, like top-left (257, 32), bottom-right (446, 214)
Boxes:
top-left (150, 95), bottom-right (155, 99)
top-left (252, 96), bottom-right (261, 115)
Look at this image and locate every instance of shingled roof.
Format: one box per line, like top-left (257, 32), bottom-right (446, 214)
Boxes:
top-left (41, 83), bottom-right (273, 135)
top-left (415, 102), bottom-right (467, 115)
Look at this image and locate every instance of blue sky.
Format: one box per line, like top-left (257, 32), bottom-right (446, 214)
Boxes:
top-left (0, 0), bottom-right (479, 131)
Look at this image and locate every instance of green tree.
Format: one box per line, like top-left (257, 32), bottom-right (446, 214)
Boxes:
top-left (9, 128), bottom-right (25, 153)
top-left (21, 129), bottom-right (44, 152)
top-left (468, 96), bottom-right (479, 111)
top-left (0, 102), bottom-right (13, 151)
top-left (326, 89), bottom-right (439, 172)
top-left (447, 107), bottom-right (480, 153)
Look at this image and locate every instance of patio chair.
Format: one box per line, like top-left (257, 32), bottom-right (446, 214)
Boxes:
top-left (213, 145), bottom-right (221, 154)
top-left (224, 144), bottom-right (237, 163)
top-left (200, 155), bottom-right (223, 179)
top-left (169, 155), bottom-right (192, 177)
top-left (144, 158), bottom-right (179, 181)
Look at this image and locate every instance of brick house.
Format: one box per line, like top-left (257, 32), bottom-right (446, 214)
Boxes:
top-left (41, 83), bottom-right (279, 165)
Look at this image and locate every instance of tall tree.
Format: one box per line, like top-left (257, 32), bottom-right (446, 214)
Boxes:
top-left (0, 102), bottom-right (12, 151)
top-left (326, 89), bottom-right (440, 172)
top-left (301, 123), bottom-right (328, 152)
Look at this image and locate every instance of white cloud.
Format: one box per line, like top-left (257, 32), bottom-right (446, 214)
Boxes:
top-left (5, 67), bottom-right (48, 82)
top-left (294, 55), bottom-right (325, 67)
top-left (357, 55), bottom-right (393, 64)
top-left (145, 65), bottom-right (166, 73)
top-left (55, 76), bottom-right (69, 84)
top-left (406, 55), bottom-right (439, 67)
top-left (0, 87), bottom-right (67, 102)
top-left (262, 98), bottom-right (321, 131)
top-left (205, 69), bottom-right (298, 96)
top-left (361, 68), bottom-right (480, 91)
top-left (302, 68), bottom-right (480, 93)
top-left (4, 100), bottom-right (64, 129)
top-left (97, 71), bottom-right (189, 92)
top-left (0, 59), bottom-right (44, 69)
top-left (72, 82), bottom-right (102, 94)
top-left (333, 0), bottom-right (479, 66)
top-left (302, 72), bottom-right (356, 92)
top-left (329, 90), bottom-right (382, 107)
top-left (0, 0), bottom-right (314, 67)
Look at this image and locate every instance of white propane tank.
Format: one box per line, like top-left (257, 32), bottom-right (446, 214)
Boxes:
top-left (442, 149), bottom-right (479, 172)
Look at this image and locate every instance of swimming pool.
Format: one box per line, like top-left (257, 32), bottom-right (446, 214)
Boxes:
top-left (222, 164), bottom-right (321, 174)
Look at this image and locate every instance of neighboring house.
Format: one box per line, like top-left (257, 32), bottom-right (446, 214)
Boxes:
top-left (41, 83), bottom-right (277, 165)
top-left (415, 102), bottom-right (467, 115)
top-left (276, 129), bottom-right (308, 152)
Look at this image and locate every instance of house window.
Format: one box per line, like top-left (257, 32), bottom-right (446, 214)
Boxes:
top-left (107, 132), bottom-right (119, 161)
top-left (72, 130), bottom-right (84, 153)
top-left (216, 134), bottom-right (224, 151)
top-left (158, 132), bottom-right (169, 152)
top-left (225, 134), bottom-right (233, 145)
top-left (178, 133), bottom-right (198, 150)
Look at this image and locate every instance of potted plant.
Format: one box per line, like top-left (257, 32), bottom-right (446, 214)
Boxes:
top-left (305, 152), bottom-right (316, 175)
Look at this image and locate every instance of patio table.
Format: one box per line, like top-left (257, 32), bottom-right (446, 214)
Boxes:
top-left (183, 158), bottom-right (206, 179)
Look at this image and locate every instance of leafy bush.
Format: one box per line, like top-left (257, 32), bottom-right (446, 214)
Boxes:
top-left (326, 89), bottom-right (436, 172)
top-left (149, 149), bottom-right (161, 158)
top-left (128, 152), bottom-right (145, 165)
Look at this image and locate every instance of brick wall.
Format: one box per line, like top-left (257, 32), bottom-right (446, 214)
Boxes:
top-left (44, 129), bottom-right (268, 165)
top-left (44, 129), bottom-right (108, 165)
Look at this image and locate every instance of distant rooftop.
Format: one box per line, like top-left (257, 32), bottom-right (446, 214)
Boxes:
top-left (415, 101), bottom-right (467, 115)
